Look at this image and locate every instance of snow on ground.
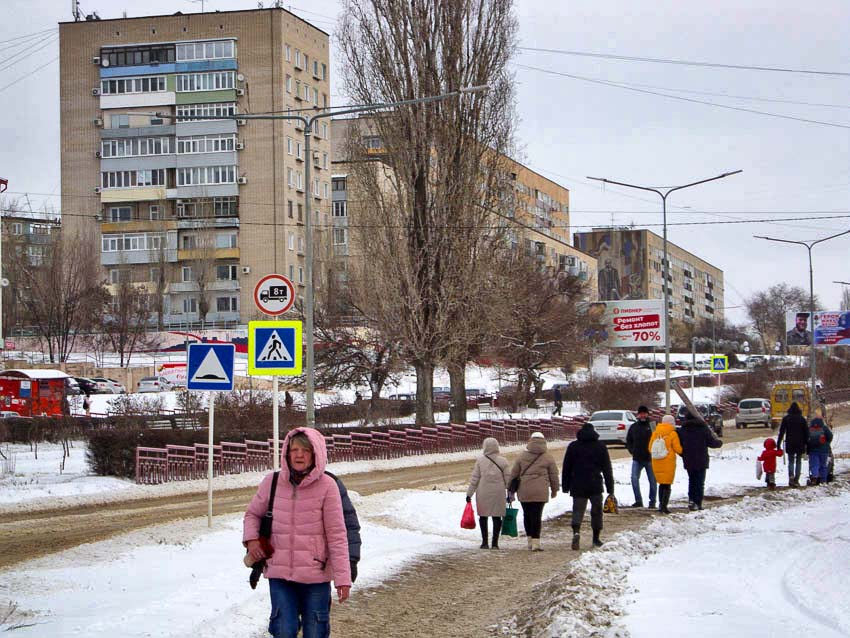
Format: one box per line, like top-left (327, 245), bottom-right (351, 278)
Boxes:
top-left (1, 425), bottom-right (847, 636)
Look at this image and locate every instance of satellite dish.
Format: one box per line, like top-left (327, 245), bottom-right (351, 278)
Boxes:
top-left (1, 278), bottom-right (9, 287)
top-left (101, 58), bottom-right (110, 67)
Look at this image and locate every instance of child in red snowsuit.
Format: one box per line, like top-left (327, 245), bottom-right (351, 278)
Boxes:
top-left (758, 438), bottom-right (784, 489)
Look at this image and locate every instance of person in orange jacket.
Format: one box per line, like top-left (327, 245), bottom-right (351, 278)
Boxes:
top-left (648, 415), bottom-right (683, 514)
top-left (757, 438), bottom-right (784, 490)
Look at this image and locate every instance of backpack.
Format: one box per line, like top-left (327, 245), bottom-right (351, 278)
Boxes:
top-left (808, 427), bottom-right (826, 449)
top-left (650, 435), bottom-right (668, 460)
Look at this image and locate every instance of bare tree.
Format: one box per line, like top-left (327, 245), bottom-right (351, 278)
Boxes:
top-left (185, 208), bottom-right (218, 328)
top-left (338, 0), bottom-right (518, 424)
top-left (102, 272), bottom-right (155, 367)
top-left (746, 283), bottom-right (818, 353)
top-left (13, 230), bottom-right (107, 362)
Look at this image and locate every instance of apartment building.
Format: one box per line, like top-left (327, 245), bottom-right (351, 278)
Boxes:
top-left (574, 228), bottom-right (724, 323)
top-left (59, 8), bottom-right (331, 327)
top-left (330, 116), bottom-right (596, 296)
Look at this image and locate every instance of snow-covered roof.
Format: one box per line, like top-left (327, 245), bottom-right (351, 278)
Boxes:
top-left (0, 369), bottom-right (70, 380)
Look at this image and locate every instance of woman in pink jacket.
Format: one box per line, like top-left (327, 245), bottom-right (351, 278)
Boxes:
top-left (244, 427), bottom-right (351, 638)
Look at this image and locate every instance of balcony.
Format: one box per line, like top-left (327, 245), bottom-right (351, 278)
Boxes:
top-left (167, 279), bottom-right (240, 294)
top-left (177, 247), bottom-right (239, 261)
top-left (101, 219), bottom-right (178, 233)
top-left (176, 216), bottom-right (240, 230)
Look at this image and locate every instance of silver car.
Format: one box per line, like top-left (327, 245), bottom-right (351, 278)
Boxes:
top-left (138, 376), bottom-right (175, 393)
top-left (735, 398), bottom-right (771, 429)
top-left (587, 409), bottom-right (636, 445)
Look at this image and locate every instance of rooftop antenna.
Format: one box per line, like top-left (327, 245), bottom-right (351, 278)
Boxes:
top-left (72, 0), bottom-right (81, 21)
top-left (187, 0), bottom-right (206, 12)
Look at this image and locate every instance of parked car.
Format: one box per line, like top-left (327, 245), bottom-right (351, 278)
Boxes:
top-left (669, 361), bottom-right (690, 370)
top-left (676, 403), bottom-right (724, 437)
top-left (73, 377), bottom-right (99, 395)
top-left (65, 378), bottom-right (81, 395)
top-left (639, 361), bottom-right (666, 369)
top-left (769, 382), bottom-right (810, 429)
top-left (587, 409), bottom-right (636, 445)
top-left (138, 376), bottom-right (175, 393)
top-left (735, 398), bottom-right (771, 429)
top-left (746, 355), bottom-right (768, 369)
top-left (90, 377), bottom-right (127, 394)
top-left (432, 386), bottom-right (451, 401)
top-left (0, 410), bottom-right (22, 418)
top-left (694, 359), bottom-right (712, 370)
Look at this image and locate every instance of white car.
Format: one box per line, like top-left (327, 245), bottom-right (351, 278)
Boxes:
top-left (587, 409), bottom-right (636, 445)
top-left (137, 376), bottom-right (175, 393)
top-left (90, 377), bottom-right (127, 394)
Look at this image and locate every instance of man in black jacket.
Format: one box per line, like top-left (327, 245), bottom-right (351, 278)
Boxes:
top-left (678, 412), bottom-right (723, 510)
top-left (777, 402), bottom-right (808, 487)
top-left (625, 405), bottom-right (656, 508)
top-left (562, 422), bottom-right (615, 550)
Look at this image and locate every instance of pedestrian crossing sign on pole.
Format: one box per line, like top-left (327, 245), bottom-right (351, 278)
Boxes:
top-left (187, 343), bottom-right (236, 391)
top-left (710, 355), bottom-right (728, 373)
top-left (248, 320), bottom-right (303, 376)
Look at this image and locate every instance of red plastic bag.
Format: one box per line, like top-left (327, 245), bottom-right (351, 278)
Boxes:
top-left (460, 502), bottom-right (476, 529)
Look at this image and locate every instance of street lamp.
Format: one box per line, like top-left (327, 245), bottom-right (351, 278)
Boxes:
top-left (754, 229), bottom-right (850, 416)
top-left (587, 170), bottom-right (742, 413)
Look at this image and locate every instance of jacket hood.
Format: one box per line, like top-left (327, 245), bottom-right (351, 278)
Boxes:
top-left (576, 422), bottom-right (599, 442)
top-left (764, 438), bottom-right (776, 450)
top-left (787, 402), bottom-right (802, 415)
top-left (526, 437), bottom-right (548, 454)
top-left (281, 427), bottom-right (328, 487)
top-left (681, 416), bottom-right (704, 428)
top-left (482, 437), bottom-right (500, 455)
top-left (655, 421), bottom-right (676, 437)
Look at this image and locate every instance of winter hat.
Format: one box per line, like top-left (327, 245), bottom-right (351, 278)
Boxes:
top-left (637, 405), bottom-right (649, 414)
top-left (660, 415), bottom-right (675, 425)
top-left (530, 431), bottom-right (545, 439)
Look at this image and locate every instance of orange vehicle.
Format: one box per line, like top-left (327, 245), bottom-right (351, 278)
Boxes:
top-left (0, 369), bottom-right (69, 417)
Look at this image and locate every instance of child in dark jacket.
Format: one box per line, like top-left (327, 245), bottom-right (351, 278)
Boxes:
top-left (757, 438), bottom-right (784, 490)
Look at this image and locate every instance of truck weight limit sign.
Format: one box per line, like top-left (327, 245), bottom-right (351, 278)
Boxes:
top-left (253, 274), bottom-right (295, 316)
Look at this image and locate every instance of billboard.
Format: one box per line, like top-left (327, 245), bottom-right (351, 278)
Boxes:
top-left (574, 230), bottom-right (648, 301)
top-left (584, 299), bottom-right (666, 348)
top-left (813, 311), bottom-right (850, 346)
top-left (785, 310), bottom-right (813, 347)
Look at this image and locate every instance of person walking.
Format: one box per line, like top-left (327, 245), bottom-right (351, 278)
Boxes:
top-left (678, 409), bottom-right (723, 511)
top-left (562, 420), bottom-right (615, 550)
top-left (508, 431), bottom-right (559, 551)
top-left (552, 387), bottom-right (563, 416)
top-left (626, 405), bottom-right (656, 508)
top-left (757, 438), bottom-right (784, 490)
top-left (466, 437), bottom-right (510, 550)
top-left (243, 427), bottom-right (351, 638)
top-left (806, 409), bottom-right (833, 486)
top-left (648, 415), bottom-right (682, 514)
top-left (777, 402), bottom-right (808, 487)
top-left (283, 391), bottom-right (294, 409)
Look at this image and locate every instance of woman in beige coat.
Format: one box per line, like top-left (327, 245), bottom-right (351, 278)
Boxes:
top-left (508, 432), bottom-right (560, 551)
top-left (466, 437), bottom-right (510, 549)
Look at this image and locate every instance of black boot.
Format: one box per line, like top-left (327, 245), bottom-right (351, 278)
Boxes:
top-left (659, 485), bottom-right (671, 514)
top-left (571, 525), bottom-right (580, 550)
top-left (592, 529), bottom-right (603, 548)
top-left (491, 517), bottom-right (502, 550)
top-left (479, 516), bottom-right (489, 549)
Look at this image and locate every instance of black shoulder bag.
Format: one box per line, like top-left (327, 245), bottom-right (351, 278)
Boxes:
top-left (249, 470), bottom-right (279, 590)
top-left (508, 453), bottom-right (542, 494)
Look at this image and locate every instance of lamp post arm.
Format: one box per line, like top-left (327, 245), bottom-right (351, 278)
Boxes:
top-left (811, 228), bottom-right (850, 248)
top-left (586, 177), bottom-right (663, 199)
top-left (666, 170), bottom-right (742, 197)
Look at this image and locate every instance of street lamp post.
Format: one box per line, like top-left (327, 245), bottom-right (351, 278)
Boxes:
top-left (155, 85), bottom-right (487, 429)
top-left (587, 171), bottom-right (742, 413)
top-left (755, 230), bottom-right (850, 416)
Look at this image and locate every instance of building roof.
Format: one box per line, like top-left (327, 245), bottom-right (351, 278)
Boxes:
top-left (0, 369), bottom-right (71, 380)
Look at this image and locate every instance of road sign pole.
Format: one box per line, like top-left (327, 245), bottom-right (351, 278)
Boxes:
top-left (207, 391), bottom-right (214, 528)
top-left (272, 377), bottom-right (280, 471)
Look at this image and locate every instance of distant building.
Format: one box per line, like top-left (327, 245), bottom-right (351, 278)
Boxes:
top-left (574, 228), bottom-right (723, 323)
top-left (59, 8), bottom-right (331, 327)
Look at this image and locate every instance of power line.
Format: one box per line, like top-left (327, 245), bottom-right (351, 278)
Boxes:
top-left (0, 33), bottom-right (59, 75)
top-left (517, 46), bottom-right (850, 78)
top-left (517, 64), bottom-right (850, 130)
top-left (0, 27), bottom-right (56, 48)
top-left (0, 55), bottom-right (58, 94)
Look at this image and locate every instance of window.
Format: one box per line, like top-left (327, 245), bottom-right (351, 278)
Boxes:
top-left (182, 266), bottom-right (194, 282)
top-left (321, 63), bottom-right (327, 80)
top-left (176, 102), bottom-right (237, 122)
top-left (150, 267), bottom-right (160, 283)
top-left (109, 114), bottom-right (130, 129)
top-left (109, 206), bottom-right (132, 222)
top-left (323, 182), bottom-right (329, 199)
top-left (294, 49), bottom-right (302, 68)
top-left (216, 296), bottom-right (238, 312)
top-left (10, 223), bottom-right (23, 235)
top-left (313, 60), bottom-right (319, 77)
top-left (216, 264), bottom-right (237, 280)
top-left (149, 205), bottom-right (161, 220)
top-left (285, 75), bottom-right (292, 93)
top-left (287, 137), bottom-right (293, 155)
top-left (297, 203), bottom-right (303, 222)
top-left (101, 137), bottom-right (171, 158)
top-left (177, 134), bottom-right (236, 154)
top-left (333, 201), bottom-right (346, 217)
top-left (213, 197), bottom-right (238, 217)
top-left (176, 165), bottom-right (236, 186)
top-left (176, 40), bottom-right (235, 61)
top-left (322, 123), bottom-right (328, 139)
top-left (333, 228), bottom-right (347, 245)
top-left (285, 45), bottom-right (291, 62)
top-left (296, 141), bottom-right (303, 160)
top-left (101, 169), bottom-right (166, 189)
top-left (287, 168), bottom-right (294, 187)
top-left (322, 152), bottom-right (328, 169)
top-left (182, 298), bottom-right (198, 314)
top-left (332, 178), bottom-right (346, 191)
top-left (215, 232), bottom-right (237, 249)
top-left (313, 178), bottom-right (320, 197)
top-left (363, 135), bottom-right (382, 150)
top-left (322, 93), bottom-right (328, 109)
top-left (297, 237), bottom-right (304, 253)
top-left (289, 264), bottom-right (294, 280)
top-left (298, 266), bottom-right (304, 284)
top-left (313, 87), bottom-right (319, 106)
top-left (181, 235), bottom-right (197, 250)
top-left (101, 76), bottom-right (166, 95)
top-left (176, 71), bottom-right (235, 92)
top-left (287, 200), bottom-right (294, 219)
top-left (288, 233), bottom-right (295, 250)
top-left (102, 44), bottom-right (175, 68)
top-left (109, 269), bottom-right (120, 284)
top-left (27, 245), bottom-right (44, 265)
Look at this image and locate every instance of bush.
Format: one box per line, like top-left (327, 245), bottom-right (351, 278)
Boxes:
top-left (574, 373), bottom-right (660, 414)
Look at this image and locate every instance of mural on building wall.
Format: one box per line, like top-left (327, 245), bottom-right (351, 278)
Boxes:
top-left (574, 231), bottom-right (647, 301)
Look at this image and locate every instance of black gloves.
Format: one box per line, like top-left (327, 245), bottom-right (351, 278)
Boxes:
top-left (465, 495), bottom-right (471, 503)
top-left (350, 561), bottom-right (358, 583)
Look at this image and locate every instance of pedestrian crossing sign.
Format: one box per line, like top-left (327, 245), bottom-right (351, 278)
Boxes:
top-left (248, 320), bottom-right (303, 376)
top-left (187, 343), bottom-right (235, 391)
top-left (710, 355), bottom-right (728, 373)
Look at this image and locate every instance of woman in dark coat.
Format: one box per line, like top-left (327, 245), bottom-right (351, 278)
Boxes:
top-left (677, 414), bottom-right (722, 511)
top-left (777, 402), bottom-right (808, 487)
top-left (562, 422), bottom-right (614, 549)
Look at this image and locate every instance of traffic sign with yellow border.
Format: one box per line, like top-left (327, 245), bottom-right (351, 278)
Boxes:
top-left (710, 355), bottom-right (728, 373)
top-left (248, 320), bottom-right (303, 376)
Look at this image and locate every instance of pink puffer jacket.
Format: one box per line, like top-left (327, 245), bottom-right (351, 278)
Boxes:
top-left (243, 427), bottom-right (351, 587)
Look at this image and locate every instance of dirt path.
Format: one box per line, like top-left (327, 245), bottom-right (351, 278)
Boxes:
top-left (0, 422), bottom-right (773, 571)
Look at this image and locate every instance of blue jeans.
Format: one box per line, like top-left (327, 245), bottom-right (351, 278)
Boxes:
top-left (686, 468), bottom-right (706, 507)
top-left (631, 460), bottom-right (657, 505)
top-left (809, 452), bottom-right (829, 482)
top-left (787, 452), bottom-right (803, 481)
top-left (268, 579), bottom-right (331, 638)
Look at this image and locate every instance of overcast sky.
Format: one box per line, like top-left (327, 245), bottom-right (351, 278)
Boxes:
top-left (2, 0), bottom-right (848, 326)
